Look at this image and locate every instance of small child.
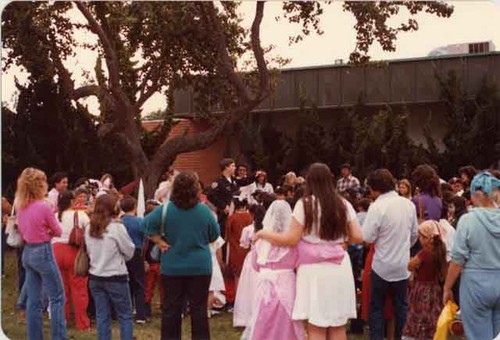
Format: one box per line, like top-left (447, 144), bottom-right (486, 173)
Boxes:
top-left (143, 200), bottom-right (164, 319)
top-left (233, 204), bottom-right (266, 327)
top-left (120, 196), bottom-right (147, 324)
top-left (226, 198), bottom-right (253, 293)
top-left (355, 198), bottom-right (371, 226)
top-left (208, 236), bottom-right (226, 317)
top-left (403, 220), bottom-right (447, 339)
top-left (73, 188), bottom-right (90, 212)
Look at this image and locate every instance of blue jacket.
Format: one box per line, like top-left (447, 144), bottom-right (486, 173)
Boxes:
top-left (451, 208), bottom-right (500, 271)
top-left (121, 215), bottom-right (145, 250)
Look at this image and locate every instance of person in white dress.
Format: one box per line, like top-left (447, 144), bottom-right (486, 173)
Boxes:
top-left (208, 237), bottom-right (226, 316)
top-left (248, 171), bottom-right (274, 205)
top-left (233, 204), bottom-right (267, 327)
top-left (255, 163), bottom-right (363, 340)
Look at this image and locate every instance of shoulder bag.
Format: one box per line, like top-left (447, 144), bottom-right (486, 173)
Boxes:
top-left (68, 211), bottom-right (85, 247)
top-left (6, 204), bottom-right (24, 248)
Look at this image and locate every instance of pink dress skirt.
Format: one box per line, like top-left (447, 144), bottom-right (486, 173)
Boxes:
top-left (244, 240), bottom-right (345, 340)
top-left (245, 247), bottom-right (305, 340)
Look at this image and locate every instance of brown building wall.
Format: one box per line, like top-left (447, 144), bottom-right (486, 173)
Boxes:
top-left (143, 119), bottom-right (226, 186)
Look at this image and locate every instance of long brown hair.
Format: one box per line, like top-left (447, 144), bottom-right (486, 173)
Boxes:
top-left (57, 190), bottom-right (75, 221)
top-left (303, 163), bottom-right (348, 240)
top-left (420, 221), bottom-right (447, 282)
top-left (90, 194), bottom-right (117, 238)
top-left (431, 235), bottom-right (447, 282)
top-left (412, 164), bottom-right (441, 197)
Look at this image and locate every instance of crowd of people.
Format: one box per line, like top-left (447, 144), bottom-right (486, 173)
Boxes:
top-left (1, 159), bottom-right (499, 340)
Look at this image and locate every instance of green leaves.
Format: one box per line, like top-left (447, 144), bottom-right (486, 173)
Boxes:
top-left (437, 71), bottom-right (500, 175)
top-left (343, 1), bottom-right (453, 64)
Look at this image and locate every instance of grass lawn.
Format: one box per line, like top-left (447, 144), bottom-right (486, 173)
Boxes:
top-left (3, 249), bottom-right (460, 340)
top-left (1, 250), bottom-right (242, 339)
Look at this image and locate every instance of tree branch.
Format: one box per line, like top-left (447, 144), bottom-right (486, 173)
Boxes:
top-left (74, 2), bottom-right (120, 90)
top-left (136, 85), bottom-right (159, 110)
top-left (74, 84), bottom-right (117, 111)
top-left (135, 66), bottom-right (163, 110)
top-left (152, 101), bottom-right (255, 170)
top-left (74, 1), bottom-right (133, 110)
top-left (73, 84), bottom-right (104, 99)
top-left (203, 2), bottom-right (251, 104)
top-left (251, 1), bottom-right (271, 101)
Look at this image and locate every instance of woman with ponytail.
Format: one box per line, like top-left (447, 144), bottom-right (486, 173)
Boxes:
top-left (403, 220), bottom-right (447, 339)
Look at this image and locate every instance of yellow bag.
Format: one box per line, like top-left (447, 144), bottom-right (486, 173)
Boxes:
top-left (433, 301), bottom-right (459, 340)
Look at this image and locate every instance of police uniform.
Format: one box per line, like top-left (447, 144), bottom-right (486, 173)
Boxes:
top-left (207, 176), bottom-right (240, 238)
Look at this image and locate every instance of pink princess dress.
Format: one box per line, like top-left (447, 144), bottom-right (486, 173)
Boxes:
top-left (243, 239), bottom-right (346, 340)
top-left (242, 200), bottom-right (345, 340)
top-left (233, 224), bottom-right (260, 327)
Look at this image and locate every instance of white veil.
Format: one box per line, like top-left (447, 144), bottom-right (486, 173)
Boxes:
top-left (256, 200), bottom-right (292, 265)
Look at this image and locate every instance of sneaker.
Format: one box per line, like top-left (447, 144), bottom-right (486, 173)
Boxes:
top-left (211, 309), bottom-right (221, 317)
top-left (136, 319), bottom-right (146, 325)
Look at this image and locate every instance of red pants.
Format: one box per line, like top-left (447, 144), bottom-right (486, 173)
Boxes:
top-left (53, 243), bottom-right (90, 330)
top-left (224, 276), bottom-right (235, 303)
top-left (145, 263), bottom-right (164, 304)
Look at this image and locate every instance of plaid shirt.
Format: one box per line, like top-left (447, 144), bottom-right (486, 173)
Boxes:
top-left (337, 175), bottom-right (360, 193)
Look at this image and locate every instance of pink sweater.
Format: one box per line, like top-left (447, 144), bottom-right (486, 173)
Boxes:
top-left (17, 200), bottom-right (62, 244)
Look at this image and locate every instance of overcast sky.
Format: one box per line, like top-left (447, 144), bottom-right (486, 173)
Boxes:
top-left (2, 1), bottom-right (499, 114)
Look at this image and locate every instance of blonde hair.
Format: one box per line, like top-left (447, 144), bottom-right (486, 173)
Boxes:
top-left (398, 179), bottom-right (412, 199)
top-left (284, 172), bottom-right (297, 186)
top-left (15, 168), bottom-right (48, 209)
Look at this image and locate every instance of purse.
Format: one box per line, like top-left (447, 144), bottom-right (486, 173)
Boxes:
top-left (68, 211), bottom-right (84, 247)
top-left (74, 242), bottom-right (90, 277)
top-left (6, 204), bottom-right (24, 248)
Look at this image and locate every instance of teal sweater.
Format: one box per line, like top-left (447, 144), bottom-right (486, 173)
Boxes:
top-left (451, 208), bottom-right (500, 271)
top-left (143, 202), bottom-right (220, 276)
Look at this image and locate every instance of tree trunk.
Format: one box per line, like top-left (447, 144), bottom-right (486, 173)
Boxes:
top-left (142, 163), bottom-right (164, 200)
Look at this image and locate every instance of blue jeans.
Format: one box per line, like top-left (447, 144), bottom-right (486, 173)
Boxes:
top-left (460, 269), bottom-right (500, 340)
top-left (89, 279), bottom-right (134, 340)
top-left (22, 242), bottom-right (67, 340)
top-left (17, 279), bottom-right (49, 311)
top-left (369, 271), bottom-right (408, 340)
top-left (17, 247), bottom-right (26, 292)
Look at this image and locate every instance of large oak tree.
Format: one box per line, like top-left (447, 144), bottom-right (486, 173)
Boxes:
top-left (2, 1), bottom-right (453, 196)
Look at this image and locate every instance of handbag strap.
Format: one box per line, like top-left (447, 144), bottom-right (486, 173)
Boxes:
top-left (10, 199), bottom-right (16, 217)
top-left (142, 203), bottom-right (168, 259)
top-left (161, 202), bottom-right (168, 235)
top-left (74, 211), bottom-right (80, 229)
top-left (418, 194), bottom-right (424, 221)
